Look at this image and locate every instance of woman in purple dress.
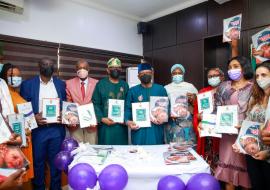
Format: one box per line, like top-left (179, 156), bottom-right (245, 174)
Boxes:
top-left (214, 56), bottom-right (254, 190)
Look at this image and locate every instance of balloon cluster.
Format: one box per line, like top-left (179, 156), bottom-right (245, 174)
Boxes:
top-left (68, 164), bottom-right (128, 190)
top-left (158, 173), bottom-right (220, 190)
top-left (54, 137), bottom-right (79, 174)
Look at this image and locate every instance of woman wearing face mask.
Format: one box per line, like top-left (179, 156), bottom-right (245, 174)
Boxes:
top-left (164, 64), bottom-right (198, 145)
top-left (0, 63), bottom-right (34, 185)
top-left (214, 56), bottom-right (254, 190)
top-left (239, 60), bottom-right (270, 190)
top-left (193, 67), bottom-right (225, 171)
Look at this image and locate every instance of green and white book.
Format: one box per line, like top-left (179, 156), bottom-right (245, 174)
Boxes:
top-left (42, 98), bottom-right (60, 123)
top-left (132, 102), bottom-right (151, 127)
top-left (108, 99), bottom-right (124, 123)
top-left (8, 114), bottom-right (27, 147)
top-left (78, 103), bottom-right (97, 128)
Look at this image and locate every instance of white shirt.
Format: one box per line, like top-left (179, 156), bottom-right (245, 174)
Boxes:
top-left (165, 81), bottom-right (198, 98)
top-left (0, 79), bottom-right (14, 118)
top-left (80, 78), bottom-right (88, 92)
top-left (39, 77), bottom-right (58, 113)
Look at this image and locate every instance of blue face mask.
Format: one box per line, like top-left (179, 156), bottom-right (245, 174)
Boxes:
top-left (8, 76), bottom-right (22, 88)
top-left (208, 77), bottom-right (221, 87)
top-left (172, 74), bottom-right (184, 84)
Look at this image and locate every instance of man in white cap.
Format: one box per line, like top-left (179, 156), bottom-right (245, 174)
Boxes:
top-left (165, 63), bottom-right (198, 144)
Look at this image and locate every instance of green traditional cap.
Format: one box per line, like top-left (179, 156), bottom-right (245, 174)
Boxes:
top-left (107, 57), bottom-right (121, 68)
top-left (0, 42), bottom-right (3, 56)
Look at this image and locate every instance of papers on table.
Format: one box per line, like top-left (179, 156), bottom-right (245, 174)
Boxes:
top-left (150, 96), bottom-right (169, 123)
top-left (62, 101), bottom-right (79, 125)
top-left (108, 99), bottom-right (125, 123)
top-left (78, 103), bottom-right (97, 128)
top-left (42, 98), bottom-right (60, 123)
top-left (132, 102), bottom-right (151, 127)
top-left (223, 14), bottom-right (242, 42)
top-left (197, 91), bottom-right (214, 114)
top-left (215, 105), bottom-right (239, 134)
top-left (236, 120), bottom-right (262, 156)
top-left (0, 114), bottom-right (11, 144)
top-left (8, 114), bottom-right (27, 147)
top-left (200, 114), bottom-right (221, 138)
top-left (17, 102), bottom-right (38, 130)
top-left (252, 26), bottom-right (270, 64)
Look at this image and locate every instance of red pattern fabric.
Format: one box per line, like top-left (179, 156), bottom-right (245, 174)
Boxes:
top-left (193, 86), bottom-right (220, 158)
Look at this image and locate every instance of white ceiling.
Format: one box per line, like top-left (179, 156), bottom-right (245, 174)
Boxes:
top-left (71, 0), bottom-right (207, 21)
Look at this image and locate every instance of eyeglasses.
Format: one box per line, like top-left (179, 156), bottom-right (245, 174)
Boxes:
top-left (208, 74), bottom-right (220, 78)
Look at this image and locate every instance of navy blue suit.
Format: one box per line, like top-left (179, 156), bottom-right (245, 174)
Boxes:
top-left (20, 76), bottom-right (66, 190)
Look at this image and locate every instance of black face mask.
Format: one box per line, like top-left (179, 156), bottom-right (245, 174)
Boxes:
top-left (110, 69), bottom-right (120, 79)
top-left (140, 74), bottom-right (152, 84)
top-left (40, 66), bottom-right (54, 78)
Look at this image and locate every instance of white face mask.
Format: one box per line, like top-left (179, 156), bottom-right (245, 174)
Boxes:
top-left (8, 76), bottom-right (22, 88)
top-left (257, 77), bottom-right (270, 90)
top-left (208, 77), bottom-right (221, 87)
top-left (77, 69), bottom-right (88, 79)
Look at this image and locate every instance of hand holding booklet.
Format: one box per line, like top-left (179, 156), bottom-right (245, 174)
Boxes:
top-left (132, 102), bottom-right (151, 127)
top-left (200, 114), bottom-right (221, 138)
top-left (42, 98), bottom-right (60, 123)
top-left (235, 120), bottom-right (262, 156)
top-left (215, 105), bottom-right (239, 134)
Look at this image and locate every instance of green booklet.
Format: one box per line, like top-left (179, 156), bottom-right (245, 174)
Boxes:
top-left (108, 99), bottom-right (124, 123)
top-left (215, 105), bottom-right (238, 134)
top-left (8, 114), bottom-right (27, 147)
top-left (132, 102), bottom-right (151, 127)
top-left (42, 98), bottom-right (60, 123)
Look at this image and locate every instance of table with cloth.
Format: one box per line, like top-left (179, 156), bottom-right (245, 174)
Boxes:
top-left (69, 144), bottom-right (210, 190)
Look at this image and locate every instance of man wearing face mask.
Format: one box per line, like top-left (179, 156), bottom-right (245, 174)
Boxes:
top-left (66, 59), bottom-right (98, 143)
top-left (125, 62), bottom-right (168, 145)
top-left (20, 58), bottom-right (66, 190)
top-left (92, 58), bottom-right (129, 145)
top-left (164, 64), bottom-right (198, 145)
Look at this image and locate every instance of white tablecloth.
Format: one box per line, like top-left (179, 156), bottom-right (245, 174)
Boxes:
top-left (69, 145), bottom-right (210, 190)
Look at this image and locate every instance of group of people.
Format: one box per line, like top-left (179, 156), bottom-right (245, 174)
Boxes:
top-left (0, 40), bottom-right (270, 190)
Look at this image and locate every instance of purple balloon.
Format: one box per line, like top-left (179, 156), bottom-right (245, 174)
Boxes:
top-left (157, 175), bottom-right (185, 190)
top-left (68, 163), bottom-right (97, 190)
top-left (54, 151), bottom-right (72, 172)
top-left (61, 137), bottom-right (79, 152)
top-left (186, 173), bottom-right (220, 190)
top-left (98, 164), bottom-right (128, 190)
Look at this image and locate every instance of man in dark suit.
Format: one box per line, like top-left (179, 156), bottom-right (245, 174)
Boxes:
top-left (20, 57), bottom-right (66, 190)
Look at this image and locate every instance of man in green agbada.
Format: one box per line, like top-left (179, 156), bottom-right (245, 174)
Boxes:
top-left (92, 58), bottom-right (129, 145)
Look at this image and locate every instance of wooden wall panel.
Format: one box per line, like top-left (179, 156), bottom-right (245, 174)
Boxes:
top-left (0, 34), bottom-right (141, 81)
top-left (152, 46), bottom-right (178, 85)
top-left (181, 40), bottom-right (204, 89)
top-left (177, 2), bottom-right (207, 43)
top-left (152, 14), bottom-right (177, 49)
top-left (248, 0), bottom-right (270, 29)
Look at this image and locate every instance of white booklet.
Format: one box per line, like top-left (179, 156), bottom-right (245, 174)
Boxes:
top-left (108, 99), bottom-right (124, 123)
top-left (77, 103), bottom-right (97, 128)
top-left (197, 91), bottom-right (214, 114)
top-left (150, 96), bottom-right (169, 123)
top-left (0, 114), bottom-right (12, 144)
top-left (200, 114), bottom-right (221, 138)
top-left (236, 120), bottom-right (262, 156)
top-left (223, 14), bottom-right (242, 42)
top-left (132, 102), bottom-right (151, 127)
top-left (215, 105), bottom-right (239, 134)
top-left (42, 98), bottom-right (60, 123)
top-left (17, 102), bottom-right (38, 130)
top-left (62, 101), bottom-right (79, 125)
top-left (252, 26), bottom-right (270, 64)
top-left (170, 93), bottom-right (189, 118)
top-left (8, 114), bottom-right (27, 147)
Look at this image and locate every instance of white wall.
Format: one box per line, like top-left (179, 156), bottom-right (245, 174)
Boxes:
top-left (0, 0), bottom-right (142, 55)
